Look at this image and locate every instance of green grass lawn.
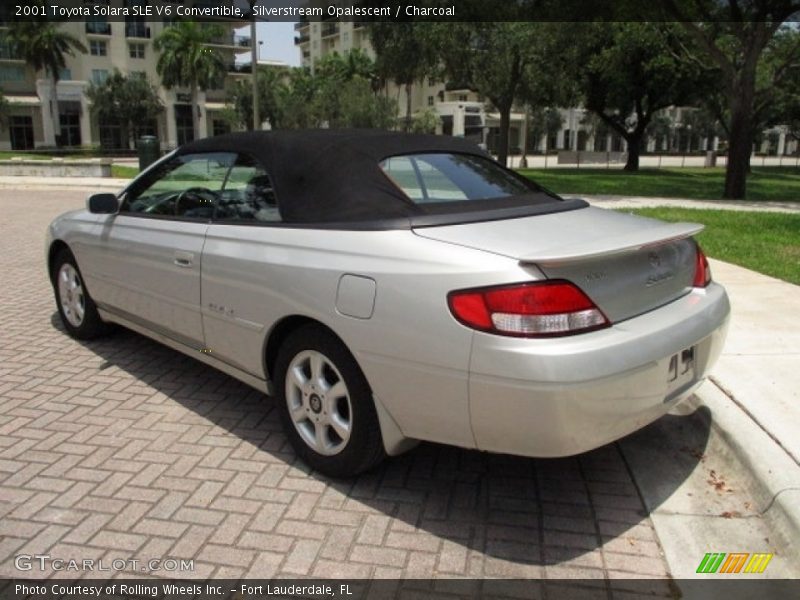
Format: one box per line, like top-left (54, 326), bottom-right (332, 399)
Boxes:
top-left (0, 151), bottom-right (50, 160)
top-left (111, 165), bottom-right (140, 179)
top-left (520, 167), bottom-right (800, 202)
top-left (621, 207), bottom-right (800, 285)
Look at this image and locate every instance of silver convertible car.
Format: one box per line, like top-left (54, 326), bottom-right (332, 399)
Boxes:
top-left (47, 130), bottom-right (730, 477)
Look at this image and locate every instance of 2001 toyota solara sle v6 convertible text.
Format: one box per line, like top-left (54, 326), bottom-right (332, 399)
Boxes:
top-left (47, 130), bottom-right (730, 477)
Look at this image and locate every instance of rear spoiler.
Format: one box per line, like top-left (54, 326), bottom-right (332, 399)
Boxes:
top-left (519, 222), bottom-right (704, 266)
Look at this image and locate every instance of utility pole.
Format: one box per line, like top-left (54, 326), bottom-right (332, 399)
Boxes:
top-left (249, 3), bottom-right (259, 130)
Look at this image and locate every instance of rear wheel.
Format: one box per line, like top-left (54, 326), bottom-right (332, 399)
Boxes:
top-left (274, 324), bottom-right (385, 477)
top-left (52, 249), bottom-right (110, 340)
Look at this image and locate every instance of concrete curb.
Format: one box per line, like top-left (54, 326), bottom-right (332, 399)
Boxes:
top-left (0, 177), bottom-right (129, 191)
top-left (695, 381), bottom-right (800, 555)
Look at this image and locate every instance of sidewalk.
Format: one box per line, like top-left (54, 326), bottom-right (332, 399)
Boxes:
top-left (704, 260), bottom-right (800, 522)
top-left (0, 175), bottom-right (129, 191)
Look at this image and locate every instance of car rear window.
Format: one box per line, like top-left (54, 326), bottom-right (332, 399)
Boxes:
top-left (380, 153), bottom-right (539, 204)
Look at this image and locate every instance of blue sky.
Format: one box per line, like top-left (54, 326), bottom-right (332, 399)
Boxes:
top-left (254, 22), bottom-right (301, 66)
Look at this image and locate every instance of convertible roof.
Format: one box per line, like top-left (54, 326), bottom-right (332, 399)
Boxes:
top-left (176, 129), bottom-right (496, 224)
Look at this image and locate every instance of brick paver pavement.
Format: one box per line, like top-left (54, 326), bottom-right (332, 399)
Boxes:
top-left (0, 189), bottom-right (673, 593)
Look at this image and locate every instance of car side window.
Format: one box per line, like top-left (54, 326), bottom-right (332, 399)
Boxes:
top-left (120, 152), bottom-right (236, 219)
top-left (216, 154), bottom-right (281, 223)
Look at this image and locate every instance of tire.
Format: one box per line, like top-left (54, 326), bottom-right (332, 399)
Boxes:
top-left (51, 248), bottom-right (110, 340)
top-left (274, 324), bottom-right (386, 477)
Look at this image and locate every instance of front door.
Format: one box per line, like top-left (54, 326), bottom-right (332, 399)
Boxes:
top-left (90, 152), bottom-right (236, 347)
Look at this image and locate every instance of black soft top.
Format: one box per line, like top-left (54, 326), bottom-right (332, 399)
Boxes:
top-left (177, 129), bottom-right (581, 228)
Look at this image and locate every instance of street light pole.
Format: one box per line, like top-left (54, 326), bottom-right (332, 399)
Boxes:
top-left (251, 17), bottom-right (259, 131)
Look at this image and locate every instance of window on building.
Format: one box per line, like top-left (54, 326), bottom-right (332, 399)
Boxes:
top-left (90, 40), bottom-right (107, 56)
top-left (59, 68), bottom-right (72, 81)
top-left (343, 32), bottom-right (349, 43)
top-left (130, 71), bottom-right (146, 80)
top-left (427, 96), bottom-right (434, 107)
top-left (91, 69), bottom-right (109, 84)
top-left (99, 118), bottom-right (123, 150)
top-left (212, 119), bottom-right (230, 137)
top-left (175, 105), bottom-right (194, 146)
top-left (458, 94), bottom-right (468, 102)
top-left (9, 116), bottom-right (34, 150)
top-left (0, 66), bottom-right (25, 82)
top-left (58, 102), bottom-right (82, 148)
top-left (129, 43), bottom-right (145, 59)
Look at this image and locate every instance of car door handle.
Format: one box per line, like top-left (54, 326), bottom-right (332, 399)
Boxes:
top-left (174, 251), bottom-right (194, 268)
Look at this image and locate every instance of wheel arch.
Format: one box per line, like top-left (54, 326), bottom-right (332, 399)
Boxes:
top-left (262, 314), bottom-right (417, 457)
top-left (263, 315), bottom-right (341, 384)
top-left (47, 239), bottom-right (72, 283)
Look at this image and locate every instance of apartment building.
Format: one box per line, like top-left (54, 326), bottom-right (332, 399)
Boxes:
top-left (0, 2), bottom-right (251, 151)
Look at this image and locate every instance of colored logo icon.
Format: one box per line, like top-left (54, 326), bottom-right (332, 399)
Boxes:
top-left (696, 552), bottom-right (773, 574)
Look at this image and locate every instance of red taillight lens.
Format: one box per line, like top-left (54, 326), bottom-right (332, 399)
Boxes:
top-left (693, 244), bottom-right (711, 288)
top-left (448, 280), bottom-right (610, 337)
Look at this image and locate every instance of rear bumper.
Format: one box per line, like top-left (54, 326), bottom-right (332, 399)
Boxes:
top-left (469, 283), bottom-right (730, 457)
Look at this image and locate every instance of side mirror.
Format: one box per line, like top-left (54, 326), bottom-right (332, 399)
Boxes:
top-left (87, 193), bottom-right (118, 214)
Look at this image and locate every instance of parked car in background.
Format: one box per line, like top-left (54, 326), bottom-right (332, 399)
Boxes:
top-left (47, 130), bottom-right (730, 477)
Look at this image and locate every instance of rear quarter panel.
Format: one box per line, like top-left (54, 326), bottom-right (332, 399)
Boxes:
top-left (201, 225), bottom-right (534, 448)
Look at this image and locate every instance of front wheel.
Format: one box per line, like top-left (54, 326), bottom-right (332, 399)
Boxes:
top-left (274, 324), bottom-right (385, 477)
top-left (52, 248), bottom-right (110, 340)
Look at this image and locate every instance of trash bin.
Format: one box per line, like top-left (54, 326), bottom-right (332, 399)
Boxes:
top-left (138, 135), bottom-right (160, 171)
top-left (704, 150), bottom-right (717, 168)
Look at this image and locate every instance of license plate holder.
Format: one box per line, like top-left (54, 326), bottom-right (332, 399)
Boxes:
top-left (666, 345), bottom-right (695, 395)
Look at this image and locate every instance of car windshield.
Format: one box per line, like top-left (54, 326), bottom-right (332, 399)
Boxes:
top-left (380, 153), bottom-right (540, 204)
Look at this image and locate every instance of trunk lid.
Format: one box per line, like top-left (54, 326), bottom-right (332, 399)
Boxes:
top-left (413, 206), bottom-right (702, 323)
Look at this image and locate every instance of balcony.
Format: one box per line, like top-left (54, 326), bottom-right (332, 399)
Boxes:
top-left (295, 21), bottom-right (309, 31)
top-left (125, 24), bottom-right (151, 39)
top-left (85, 22), bottom-right (111, 35)
top-left (207, 32), bottom-right (251, 48)
top-left (0, 41), bottom-right (22, 61)
top-left (227, 63), bottom-right (252, 75)
top-left (321, 23), bottom-right (339, 38)
top-left (295, 34), bottom-right (310, 45)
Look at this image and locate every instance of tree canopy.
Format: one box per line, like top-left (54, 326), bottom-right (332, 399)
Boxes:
top-left (86, 71), bottom-right (164, 149)
top-left (154, 21), bottom-right (225, 141)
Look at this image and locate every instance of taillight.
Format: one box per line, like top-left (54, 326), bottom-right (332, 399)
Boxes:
top-left (693, 243), bottom-right (711, 288)
top-left (448, 280), bottom-right (610, 337)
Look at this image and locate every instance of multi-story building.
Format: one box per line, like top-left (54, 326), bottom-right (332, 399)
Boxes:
top-left (0, 2), bottom-right (252, 151)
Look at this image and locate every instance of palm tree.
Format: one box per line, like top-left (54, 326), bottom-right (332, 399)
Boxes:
top-left (5, 22), bottom-right (86, 146)
top-left (154, 22), bottom-right (225, 142)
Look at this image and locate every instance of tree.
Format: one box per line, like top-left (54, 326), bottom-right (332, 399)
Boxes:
top-left (154, 21), bottom-right (225, 141)
top-left (662, 0), bottom-right (800, 198)
top-left (411, 110), bottom-right (440, 134)
top-left (86, 71), bottom-right (164, 149)
top-left (267, 51), bottom-right (395, 131)
top-left (279, 68), bottom-right (320, 129)
top-left (0, 91), bottom-right (9, 132)
top-left (567, 22), bottom-right (706, 170)
top-left (429, 22), bottom-right (566, 166)
top-left (226, 65), bottom-right (286, 130)
top-left (4, 19), bottom-right (86, 146)
top-left (368, 23), bottom-right (437, 132)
